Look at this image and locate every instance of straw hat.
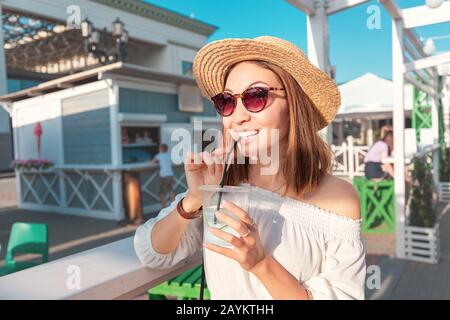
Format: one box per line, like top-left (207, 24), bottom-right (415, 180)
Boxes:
top-left (193, 36), bottom-right (341, 129)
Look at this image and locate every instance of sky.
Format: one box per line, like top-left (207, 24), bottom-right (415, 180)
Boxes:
top-left (144, 0), bottom-right (450, 84)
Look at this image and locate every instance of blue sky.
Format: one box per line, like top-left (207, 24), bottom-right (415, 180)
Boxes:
top-left (144, 0), bottom-right (450, 84)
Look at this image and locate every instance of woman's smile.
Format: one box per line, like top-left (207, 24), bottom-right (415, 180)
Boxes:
top-left (234, 129), bottom-right (260, 145)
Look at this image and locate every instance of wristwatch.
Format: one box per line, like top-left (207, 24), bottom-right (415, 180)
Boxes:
top-left (177, 197), bottom-right (202, 219)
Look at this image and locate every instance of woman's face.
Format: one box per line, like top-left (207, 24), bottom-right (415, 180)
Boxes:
top-left (222, 62), bottom-right (289, 159)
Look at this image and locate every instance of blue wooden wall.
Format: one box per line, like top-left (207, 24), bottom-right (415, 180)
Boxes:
top-left (118, 88), bottom-right (217, 121)
top-left (62, 90), bottom-right (112, 165)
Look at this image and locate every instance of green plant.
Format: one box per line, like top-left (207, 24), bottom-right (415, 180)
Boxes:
top-left (409, 158), bottom-right (436, 228)
top-left (372, 128), bottom-right (381, 141)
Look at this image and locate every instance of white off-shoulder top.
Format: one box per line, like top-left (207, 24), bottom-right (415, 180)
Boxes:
top-left (134, 184), bottom-right (366, 300)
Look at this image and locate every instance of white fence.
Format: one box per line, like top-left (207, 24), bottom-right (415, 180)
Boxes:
top-left (331, 136), bottom-right (369, 179)
top-left (16, 164), bottom-right (187, 221)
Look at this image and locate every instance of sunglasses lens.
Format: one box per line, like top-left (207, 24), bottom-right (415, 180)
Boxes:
top-left (212, 93), bottom-right (235, 116)
top-left (243, 87), bottom-right (268, 112)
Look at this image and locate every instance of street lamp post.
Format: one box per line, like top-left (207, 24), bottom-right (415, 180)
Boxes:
top-left (80, 17), bottom-right (128, 63)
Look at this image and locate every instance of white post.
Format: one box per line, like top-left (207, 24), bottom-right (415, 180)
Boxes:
top-left (443, 76), bottom-right (450, 148)
top-left (57, 100), bottom-right (67, 209)
top-left (110, 82), bottom-right (124, 221)
top-left (0, 3), bottom-right (9, 134)
top-left (393, 19), bottom-right (406, 259)
top-left (431, 75), bottom-right (440, 186)
top-left (347, 135), bottom-right (354, 180)
top-left (307, 4), bottom-right (333, 144)
top-left (342, 141), bottom-right (348, 176)
top-left (0, 3), bottom-right (6, 96)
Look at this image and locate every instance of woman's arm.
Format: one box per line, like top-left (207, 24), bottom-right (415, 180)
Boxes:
top-left (134, 191), bottom-right (203, 270)
top-left (151, 192), bottom-right (202, 254)
top-left (251, 256), bottom-right (311, 300)
top-left (380, 149), bottom-right (395, 177)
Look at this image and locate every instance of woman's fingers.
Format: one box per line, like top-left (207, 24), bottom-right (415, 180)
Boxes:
top-left (222, 200), bottom-right (254, 227)
top-left (215, 211), bottom-right (250, 237)
top-left (185, 151), bottom-right (204, 171)
top-left (211, 147), bottom-right (225, 158)
top-left (202, 151), bottom-right (215, 176)
top-left (208, 227), bottom-right (244, 248)
top-left (185, 149), bottom-right (229, 184)
top-left (203, 242), bottom-right (238, 260)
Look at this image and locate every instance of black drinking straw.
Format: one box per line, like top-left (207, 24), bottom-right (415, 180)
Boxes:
top-left (214, 138), bottom-right (240, 224)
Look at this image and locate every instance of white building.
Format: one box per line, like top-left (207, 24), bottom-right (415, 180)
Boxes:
top-left (0, 0), bottom-right (218, 172)
top-left (0, 0), bottom-right (221, 220)
top-left (333, 73), bottom-right (413, 146)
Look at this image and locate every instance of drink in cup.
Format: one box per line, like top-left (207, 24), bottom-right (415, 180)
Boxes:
top-left (199, 185), bottom-right (251, 247)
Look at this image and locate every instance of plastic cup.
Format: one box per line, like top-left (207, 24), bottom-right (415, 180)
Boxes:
top-left (199, 185), bottom-right (251, 247)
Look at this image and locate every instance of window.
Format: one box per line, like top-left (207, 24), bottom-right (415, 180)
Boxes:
top-left (121, 126), bottom-right (160, 164)
top-left (178, 85), bottom-right (203, 112)
top-left (181, 61), bottom-right (193, 77)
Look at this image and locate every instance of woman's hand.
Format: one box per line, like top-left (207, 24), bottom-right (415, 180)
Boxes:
top-left (203, 200), bottom-right (267, 274)
top-left (183, 148), bottom-right (226, 210)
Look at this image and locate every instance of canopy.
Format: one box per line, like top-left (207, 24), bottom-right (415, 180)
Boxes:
top-left (336, 73), bottom-right (412, 119)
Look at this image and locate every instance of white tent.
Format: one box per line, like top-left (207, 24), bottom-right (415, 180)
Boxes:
top-left (336, 72), bottom-right (412, 119)
top-left (332, 73), bottom-right (414, 145)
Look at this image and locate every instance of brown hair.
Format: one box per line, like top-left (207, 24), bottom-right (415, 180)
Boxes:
top-left (222, 61), bottom-right (333, 197)
top-left (382, 130), bottom-right (393, 141)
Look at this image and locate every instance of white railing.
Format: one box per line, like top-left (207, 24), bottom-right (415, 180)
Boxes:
top-left (353, 145), bottom-right (368, 177)
top-left (0, 237), bottom-right (202, 300)
top-left (15, 164), bottom-right (187, 221)
top-left (331, 136), bottom-right (369, 179)
top-left (330, 142), bottom-right (348, 176)
top-left (63, 168), bottom-right (115, 212)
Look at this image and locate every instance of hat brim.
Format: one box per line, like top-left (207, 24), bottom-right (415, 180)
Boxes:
top-left (193, 37), bottom-right (341, 130)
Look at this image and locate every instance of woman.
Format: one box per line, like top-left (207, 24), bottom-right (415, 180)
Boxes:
top-left (364, 130), bottom-right (394, 180)
top-left (134, 36), bottom-right (366, 300)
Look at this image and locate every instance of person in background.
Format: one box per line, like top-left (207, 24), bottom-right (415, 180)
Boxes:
top-left (364, 129), bottom-right (394, 180)
top-left (151, 144), bottom-right (175, 208)
top-left (379, 124), bottom-right (392, 142)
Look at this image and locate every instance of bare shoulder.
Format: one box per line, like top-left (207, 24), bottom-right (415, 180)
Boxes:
top-left (302, 175), bottom-right (361, 221)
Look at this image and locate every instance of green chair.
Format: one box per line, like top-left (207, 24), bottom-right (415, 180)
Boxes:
top-left (353, 177), bottom-right (396, 233)
top-left (0, 222), bottom-right (49, 276)
top-left (148, 265), bottom-right (210, 300)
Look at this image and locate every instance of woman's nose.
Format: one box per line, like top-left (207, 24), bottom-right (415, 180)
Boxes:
top-left (231, 98), bottom-right (251, 125)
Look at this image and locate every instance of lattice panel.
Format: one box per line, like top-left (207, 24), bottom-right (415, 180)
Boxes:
top-left (63, 170), bottom-right (113, 211)
top-left (20, 171), bottom-right (60, 206)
